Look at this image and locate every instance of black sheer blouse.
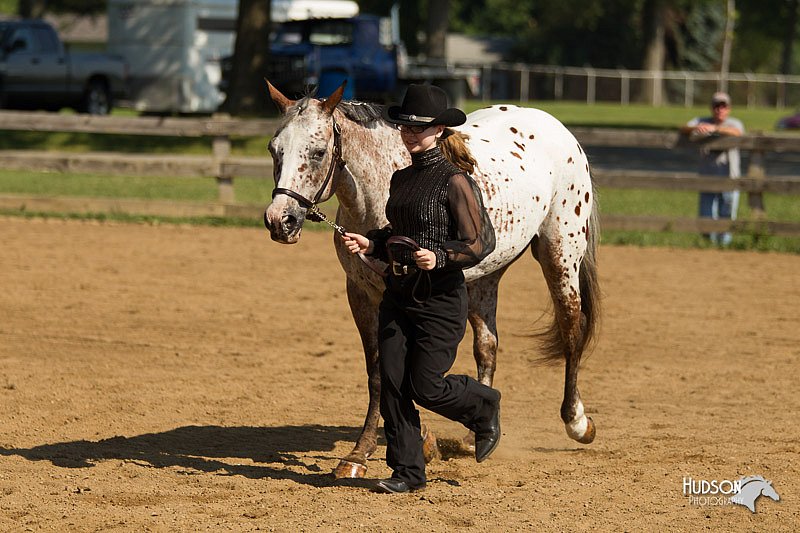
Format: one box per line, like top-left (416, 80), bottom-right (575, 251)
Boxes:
top-left (367, 146), bottom-right (495, 271)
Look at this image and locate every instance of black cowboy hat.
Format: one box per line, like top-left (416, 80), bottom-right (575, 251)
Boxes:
top-left (382, 84), bottom-right (466, 127)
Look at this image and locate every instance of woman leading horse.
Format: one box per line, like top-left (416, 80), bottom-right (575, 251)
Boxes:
top-left (342, 85), bottom-right (500, 493)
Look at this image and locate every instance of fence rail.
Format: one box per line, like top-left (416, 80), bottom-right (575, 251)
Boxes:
top-left (470, 64), bottom-right (800, 108)
top-left (1, 111), bottom-right (799, 236)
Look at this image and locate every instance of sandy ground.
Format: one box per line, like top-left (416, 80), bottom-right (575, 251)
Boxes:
top-left (0, 216), bottom-right (798, 532)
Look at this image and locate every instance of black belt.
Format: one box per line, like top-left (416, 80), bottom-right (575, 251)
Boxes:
top-left (391, 262), bottom-right (418, 277)
top-left (385, 236), bottom-right (429, 302)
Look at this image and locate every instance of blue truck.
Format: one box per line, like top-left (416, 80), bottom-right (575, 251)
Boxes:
top-left (223, 11), bottom-right (478, 106)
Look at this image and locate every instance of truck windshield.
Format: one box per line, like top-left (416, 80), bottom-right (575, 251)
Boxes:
top-left (308, 20), bottom-right (353, 45)
top-left (272, 20), bottom-right (354, 47)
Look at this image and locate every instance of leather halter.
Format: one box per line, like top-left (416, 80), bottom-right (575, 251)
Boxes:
top-left (271, 117), bottom-right (346, 221)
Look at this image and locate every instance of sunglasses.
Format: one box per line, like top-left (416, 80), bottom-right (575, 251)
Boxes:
top-left (712, 102), bottom-right (729, 109)
top-left (397, 124), bottom-right (431, 134)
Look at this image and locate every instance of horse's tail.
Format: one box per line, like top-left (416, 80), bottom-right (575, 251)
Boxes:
top-left (537, 183), bottom-right (601, 364)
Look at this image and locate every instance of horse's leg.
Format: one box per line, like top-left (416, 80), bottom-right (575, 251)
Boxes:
top-left (459, 267), bottom-right (507, 450)
top-left (533, 227), bottom-right (597, 445)
top-left (467, 268), bottom-right (508, 387)
top-left (333, 278), bottom-right (381, 478)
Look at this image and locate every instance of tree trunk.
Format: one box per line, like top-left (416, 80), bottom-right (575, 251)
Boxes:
top-left (426, 0), bottom-right (449, 60)
top-left (642, 0), bottom-right (667, 105)
top-left (225, 0), bottom-right (272, 116)
top-left (719, 0), bottom-right (735, 92)
top-left (781, 0), bottom-right (799, 75)
top-left (19, 0), bottom-right (48, 18)
top-left (399, 0), bottom-right (421, 57)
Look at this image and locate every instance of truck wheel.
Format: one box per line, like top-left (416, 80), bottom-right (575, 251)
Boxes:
top-left (80, 80), bottom-right (112, 115)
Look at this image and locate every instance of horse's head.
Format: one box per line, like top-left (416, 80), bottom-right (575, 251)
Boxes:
top-left (264, 81), bottom-right (346, 244)
top-left (761, 481), bottom-right (780, 502)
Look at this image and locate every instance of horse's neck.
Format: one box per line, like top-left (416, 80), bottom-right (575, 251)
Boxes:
top-left (335, 119), bottom-right (408, 232)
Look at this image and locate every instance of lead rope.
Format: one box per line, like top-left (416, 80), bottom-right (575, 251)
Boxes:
top-left (307, 206), bottom-right (389, 278)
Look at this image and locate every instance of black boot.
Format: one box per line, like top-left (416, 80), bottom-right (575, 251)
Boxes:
top-left (374, 478), bottom-right (426, 494)
top-left (474, 394), bottom-right (501, 463)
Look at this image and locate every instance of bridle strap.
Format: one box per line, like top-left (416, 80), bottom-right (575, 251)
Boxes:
top-left (271, 117), bottom-right (346, 213)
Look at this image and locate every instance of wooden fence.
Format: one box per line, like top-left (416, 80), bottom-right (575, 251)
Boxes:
top-left (0, 111), bottom-right (799, 236)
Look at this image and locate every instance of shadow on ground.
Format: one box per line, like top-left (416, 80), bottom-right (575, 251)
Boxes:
top-left (0, 424), bottom-right (375, 488)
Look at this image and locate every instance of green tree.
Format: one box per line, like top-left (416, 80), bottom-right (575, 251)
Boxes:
top-left (362, 0), bottom-right (799, 74)
top-left (735, 0), bottom-right (800, 74)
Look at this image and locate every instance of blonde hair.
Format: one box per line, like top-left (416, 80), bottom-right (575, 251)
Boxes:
top-left (439, 129), bottom-right (477, 175)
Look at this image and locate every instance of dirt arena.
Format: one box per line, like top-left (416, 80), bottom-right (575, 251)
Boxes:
top-left (1, 216), bottom-right (797, 531)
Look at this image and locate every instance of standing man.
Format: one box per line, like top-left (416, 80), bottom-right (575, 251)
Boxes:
top-left (681, 91), bottom-right (745, 246)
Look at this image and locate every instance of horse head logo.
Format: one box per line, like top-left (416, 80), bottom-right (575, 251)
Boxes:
top-left (730, 476), bottom-right (780, 513)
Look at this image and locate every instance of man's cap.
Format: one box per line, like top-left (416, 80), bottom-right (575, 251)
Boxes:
top-left (711, 91), bottom-right (731, 106)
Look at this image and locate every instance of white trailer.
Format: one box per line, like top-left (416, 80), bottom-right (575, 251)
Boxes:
top-left (107, 0), bottom-right (358, 113)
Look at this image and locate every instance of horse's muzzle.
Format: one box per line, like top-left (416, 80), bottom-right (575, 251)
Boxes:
top-left (264, 203), bottom-right (303, 244)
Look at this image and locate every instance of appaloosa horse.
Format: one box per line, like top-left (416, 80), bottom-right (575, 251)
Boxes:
top-left (263, 82), bottom-right (601, 478)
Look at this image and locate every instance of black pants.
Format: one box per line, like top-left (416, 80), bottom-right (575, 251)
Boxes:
top-left (378, 269), bottom-right (500, 486)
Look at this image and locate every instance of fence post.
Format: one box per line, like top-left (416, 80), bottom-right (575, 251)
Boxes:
top-left (746, 135), bottom-right (766, 219)
top-left (684, 72), bottom-right (693, 107)
top-left (213, 134), bottom-right (234, 204)
top-left (555, 69), bottom-right (563, 100)
top-left (620, 70), bottom-right (630, 105)
top-left (587, 68), bottom-right (596, 104)
top-left (482, 65), bottom-right (492, 101)
top-left (520, 66), bottom-right (529, 103)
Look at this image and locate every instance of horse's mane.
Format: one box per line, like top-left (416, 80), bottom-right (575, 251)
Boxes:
top-left (280, 92), bottom-right (386, 129)
top-left (739, 475), bottom-right (767, 486)
top-left (337, 101), bottom-right (386, 126)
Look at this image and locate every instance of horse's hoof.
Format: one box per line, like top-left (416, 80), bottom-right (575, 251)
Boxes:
top-left (421, 424), bottom-right (441, 463)
top-left (568, 416), bottom-right (596, 444)
top-left (577, 416), bottom-right (596, 444)
top-left (333, 460), bottom-right (367, 479)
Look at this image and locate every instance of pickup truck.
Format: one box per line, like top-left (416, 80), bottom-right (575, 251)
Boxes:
top-left (0, 20), bottom-right (128, 115)
top-left (222, 13), bottom-right (478, 106)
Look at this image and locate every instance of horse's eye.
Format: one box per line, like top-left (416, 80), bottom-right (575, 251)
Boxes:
top-left (311, 149), bottom-right (326, 161)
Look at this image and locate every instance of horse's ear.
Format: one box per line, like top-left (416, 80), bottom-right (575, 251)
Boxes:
top-left (320, 81), bottom-right (347, 115)
top-left (265, 79), bottom-right (294, 114)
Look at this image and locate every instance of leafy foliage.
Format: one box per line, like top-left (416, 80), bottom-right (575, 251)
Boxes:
top-left (674, 3), bottom-right (726, 71)
top-left (445, 0), bottom-right (798, 73)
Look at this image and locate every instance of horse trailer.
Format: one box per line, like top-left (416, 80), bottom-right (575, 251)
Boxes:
top-left (107, 0), bottom-right (359, 113)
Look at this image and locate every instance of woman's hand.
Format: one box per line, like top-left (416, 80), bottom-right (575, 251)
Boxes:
top-left (413, 248), bottom-right (437, 270)
top-left (342, 232), bottom-right (373, 255)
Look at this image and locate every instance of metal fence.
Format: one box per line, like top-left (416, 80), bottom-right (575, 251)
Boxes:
top-left (469, 63), bottom-right (800, 108)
